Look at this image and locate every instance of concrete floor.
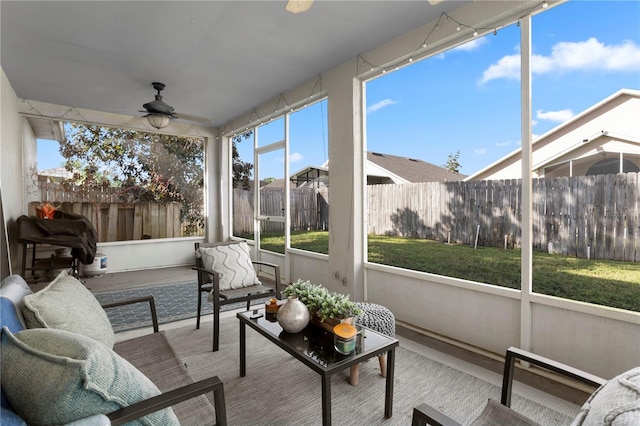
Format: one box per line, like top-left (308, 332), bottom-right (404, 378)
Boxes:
top-left (30, 265), bottom-right (195, 293)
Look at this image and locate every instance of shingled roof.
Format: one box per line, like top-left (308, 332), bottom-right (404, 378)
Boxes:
top-left (367, 152), bottom-right (465, 183)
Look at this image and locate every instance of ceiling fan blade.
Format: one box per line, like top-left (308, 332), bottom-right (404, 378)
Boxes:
top-left (286, 0), bottom-right (313, 14)
top-left (174, 112), bottom-right (214, 126)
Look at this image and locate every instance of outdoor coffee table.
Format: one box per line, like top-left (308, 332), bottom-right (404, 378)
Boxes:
top-left (238, 308), bottom-right (399, 426)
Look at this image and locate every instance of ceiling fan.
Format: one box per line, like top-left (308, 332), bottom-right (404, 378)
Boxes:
top-left (141, 82), bottom-right (212, 129)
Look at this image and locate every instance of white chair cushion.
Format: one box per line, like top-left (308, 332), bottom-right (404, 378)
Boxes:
top-left (197, 241), bottom-right (260, 291)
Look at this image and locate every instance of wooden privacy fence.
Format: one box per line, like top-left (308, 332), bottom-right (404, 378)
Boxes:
top-left (234, 173), bottom-right (638, 262)
top-left (29, 201), bottom-right (186, 242)
top-left (38, 174), bottom-right (638, 260)
top-left (233, 187), bottom-right (329, 234)
top-left (368, 173), bottom-right (639, 262)
top-left (38, 182), bottom-right (130, 203)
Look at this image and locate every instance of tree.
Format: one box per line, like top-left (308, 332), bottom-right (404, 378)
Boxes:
top-left (232, 131), bottom-right (254, 189)
top-left (443, 150), bottom-right (462, 173)
top-left (60, 123), bottom-right (205, 235)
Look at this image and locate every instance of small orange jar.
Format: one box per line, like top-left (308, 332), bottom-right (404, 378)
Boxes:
top-left (333, 323), bottom-right (357, 355)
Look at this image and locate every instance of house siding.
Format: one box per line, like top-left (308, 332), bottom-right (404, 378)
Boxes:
top-left (467, 90), bottom-right (640, 181)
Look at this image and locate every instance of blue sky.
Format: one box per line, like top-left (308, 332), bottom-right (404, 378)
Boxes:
top-left (39, 1), bottom-right (640, 178)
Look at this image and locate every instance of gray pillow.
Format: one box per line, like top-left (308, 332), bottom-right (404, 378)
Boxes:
top-left (22, 270), bottom-right (115, 348)
top-left (0, 327), bottom-right (179, 426)
top-left (198, 240), bottom-right (260, 291)
top-left (571, 367), bottom-right (640, 426)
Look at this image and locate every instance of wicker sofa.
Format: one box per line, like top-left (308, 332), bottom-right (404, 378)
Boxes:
top-left (0, 273), bottom-right (226, 426)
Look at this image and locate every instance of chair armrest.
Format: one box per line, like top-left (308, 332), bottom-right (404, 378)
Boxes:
top-left (501, 346), bottom-right (607, 407)
top-left (412, 403), bottom-right (462, 426)
top-left (192, 266), bottom-right (220, 302)
top-left (251, 261), bottom-right (281, 296)
top-left (107, 376), bottom-right (227, 426)
top-left (101, 295), bottom-right (159, 333)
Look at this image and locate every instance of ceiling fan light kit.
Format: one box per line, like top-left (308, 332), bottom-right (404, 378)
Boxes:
top-left (142, 82), bottom-right (176, 129)
top-left (147, 113), bottom-right (171, 129)
top-left (285, 0), bottom-right (313, 14)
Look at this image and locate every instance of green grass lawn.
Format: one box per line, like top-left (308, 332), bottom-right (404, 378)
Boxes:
top-left (254, 230), bottom-right (640, 312)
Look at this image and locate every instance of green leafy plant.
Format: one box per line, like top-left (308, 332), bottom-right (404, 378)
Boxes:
top-left (283, 279), bottom-right (363, 321)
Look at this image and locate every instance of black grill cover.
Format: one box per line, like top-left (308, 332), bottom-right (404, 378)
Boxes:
top-left (17, 212), bottom-right (98, 264)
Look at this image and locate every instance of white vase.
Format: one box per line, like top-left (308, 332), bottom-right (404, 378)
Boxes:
top-left (277, 296), bottom-right (310, 333)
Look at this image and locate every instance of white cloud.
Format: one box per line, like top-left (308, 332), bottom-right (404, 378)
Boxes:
top-left (536, 108), bottom-right (575, 123)
top-left (289, 152), bottom-right (304, 162)
top-left (367, 99), bottom-right (397, 114)
top-left (496, 141), bottom-right (512, 147)
top-left (479, 37), bottom-right (640, 84)
top-left (437, 38), bottom-right (488, 60)
top-left (547, 37), bottom-right (639, 72)
top-left (479, 53), bottom-right (521, 83)
top-left (453, 37), bottom-right (488, 52)
top-left (474, 148), bottom-right (486, 155)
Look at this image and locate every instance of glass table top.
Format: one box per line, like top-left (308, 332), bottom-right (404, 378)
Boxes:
top-left (238, 308), bottom-right (398, 372)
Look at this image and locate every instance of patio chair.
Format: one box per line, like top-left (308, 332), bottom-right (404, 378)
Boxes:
top-left (411, 346), bottom-right (638, 426)
top-left (194, 241), bottom-right (281, 351)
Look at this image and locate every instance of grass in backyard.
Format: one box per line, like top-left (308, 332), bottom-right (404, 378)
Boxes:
top-left (253, 231), bottom-right (640, 312)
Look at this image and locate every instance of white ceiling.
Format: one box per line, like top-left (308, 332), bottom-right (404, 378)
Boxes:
top-left (1, 1), bottom-right (470, 129)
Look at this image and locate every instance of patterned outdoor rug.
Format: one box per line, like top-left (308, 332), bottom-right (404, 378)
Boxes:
top-left (93, 280), bottom-right (269, 332)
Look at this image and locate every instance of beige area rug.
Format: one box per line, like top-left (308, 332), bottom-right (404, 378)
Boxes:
top-left (162, 316), bottom-right (579, 426)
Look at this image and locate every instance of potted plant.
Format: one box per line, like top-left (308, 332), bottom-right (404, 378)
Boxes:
top-left (282, 280), bottom-right (363, 327)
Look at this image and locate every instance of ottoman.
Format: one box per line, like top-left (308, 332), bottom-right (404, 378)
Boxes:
top-left (350, 302), bottom-right (396, 385)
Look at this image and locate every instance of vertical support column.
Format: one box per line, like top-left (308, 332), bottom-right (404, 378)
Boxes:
top-left (207, 134), bottom-right (225, 242)
top-left (520, 15), bottom-right (533, 352)
top-left (326, 62), bottom-right (365, 301)
top-left (253, 128), bottom-right (260, 257)
top-left (284, 114), bottom-right (291, 286)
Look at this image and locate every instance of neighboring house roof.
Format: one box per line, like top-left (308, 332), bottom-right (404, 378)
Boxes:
top-left (284, 152), bottom-right (465, 187)
top-left (466, 88), bottom-right (640, 181)
top-left (532, 131), bottom-right (640, 172)
top-left (38, 167), bottom-right (72, 182)
top-left (241, 179), bottom-right (277, 190)
top-left (367, 152), bottom-right (465, 183)
top-left (261, 178), bottom-right (288, 188)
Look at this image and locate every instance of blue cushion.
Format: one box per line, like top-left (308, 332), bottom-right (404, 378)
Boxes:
top-left (0, 407), bottom-right (26, 426)
top-left (0, 279), bottom-right (25, 425)
top-left (0, 275), bottom-right (31, 331)
top-left (0, 298), bottom-right (25, 417)
top-left (0, 298), bottom-right (24, 334)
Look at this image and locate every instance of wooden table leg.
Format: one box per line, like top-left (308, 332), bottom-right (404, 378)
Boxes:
top-left (378, 354), bottom-right (387, 377)
top-left (349, 364), bottom-right (360, 386)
